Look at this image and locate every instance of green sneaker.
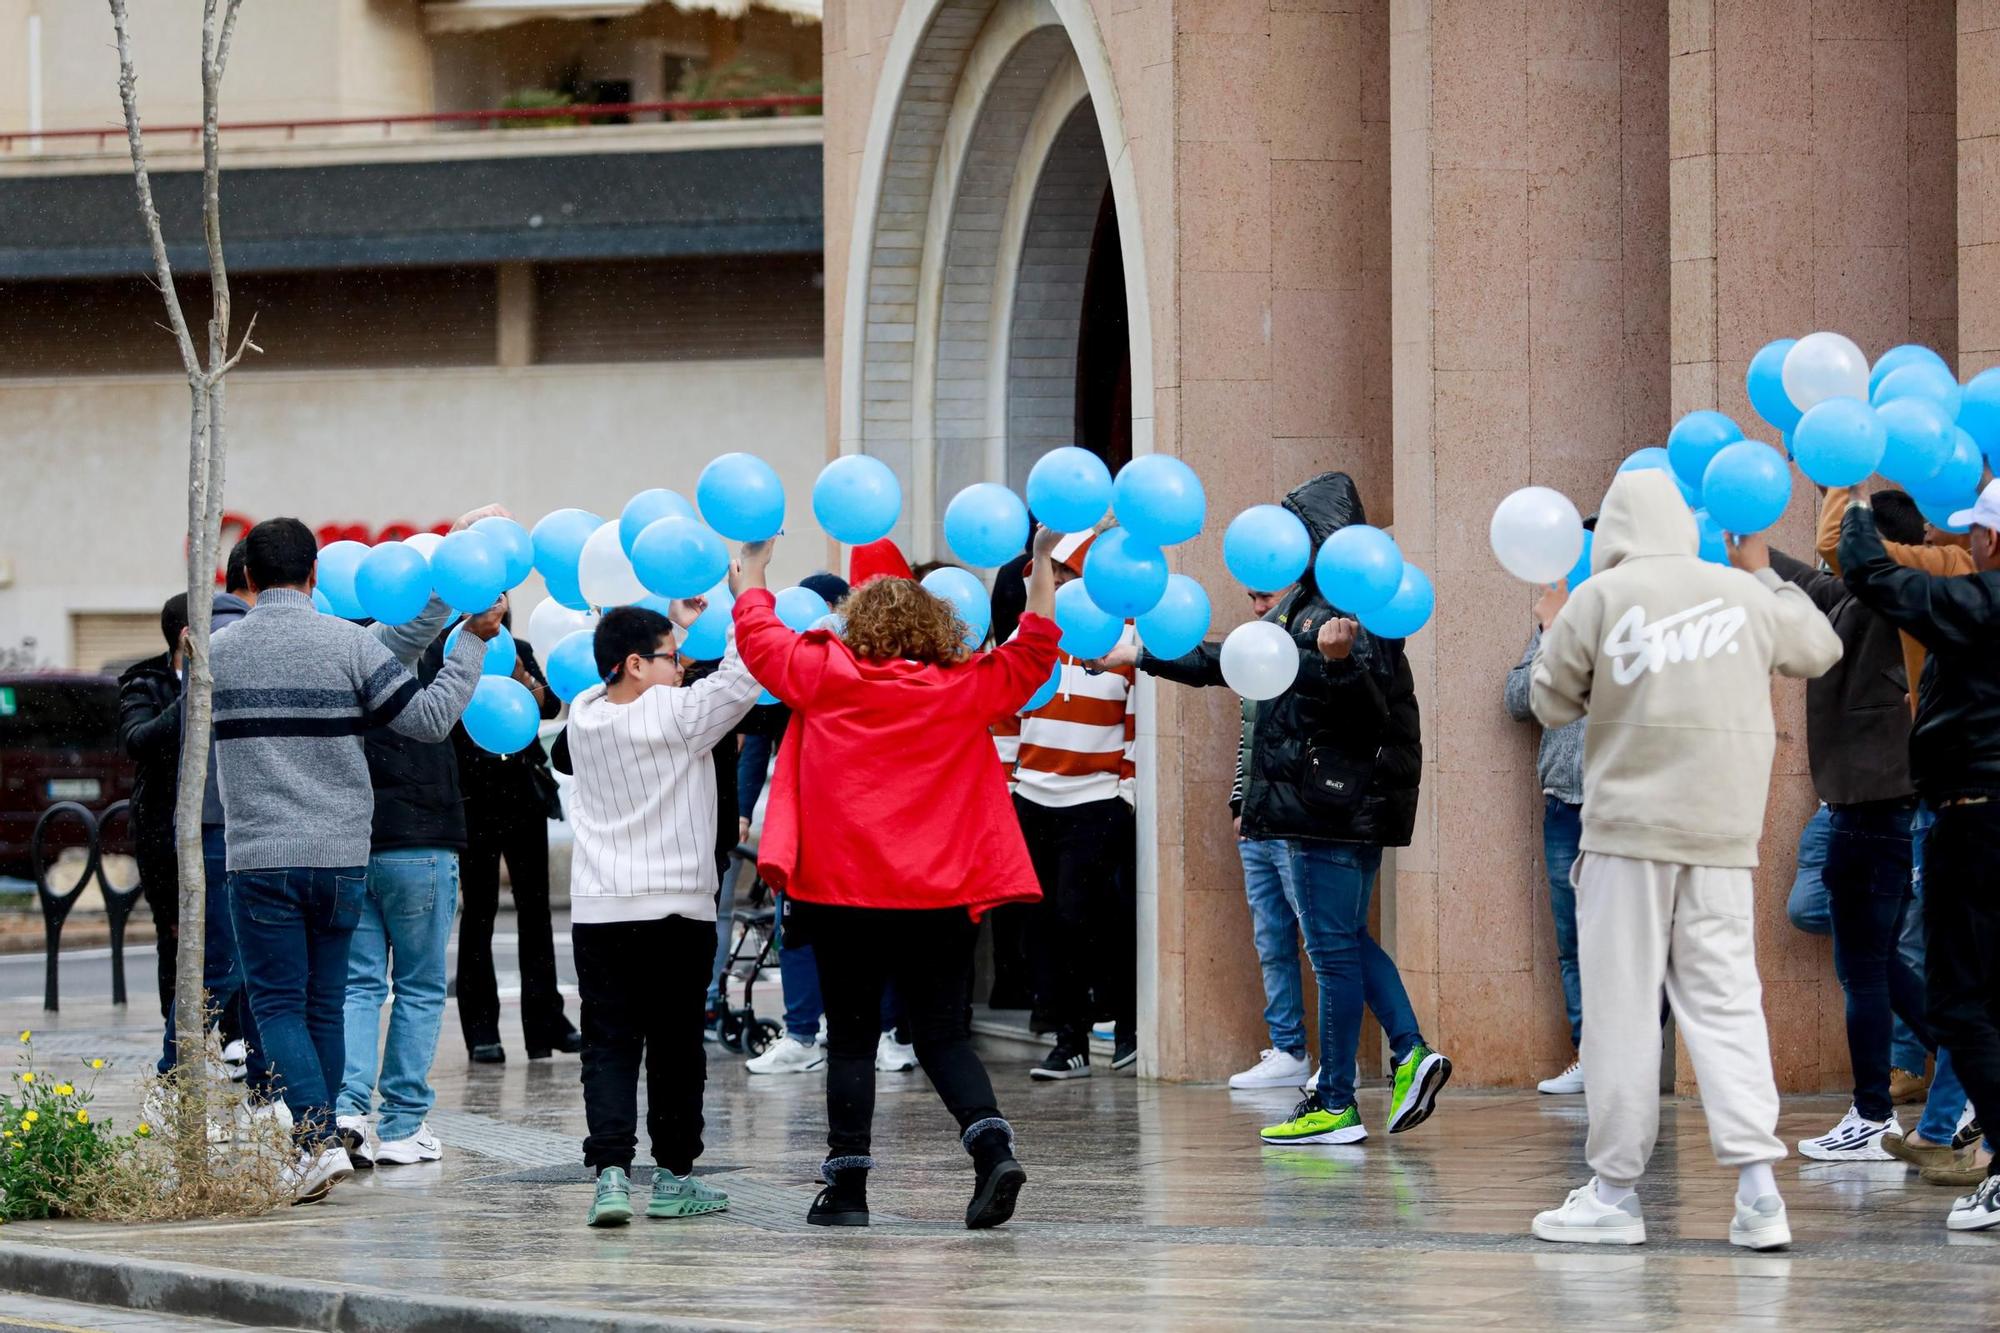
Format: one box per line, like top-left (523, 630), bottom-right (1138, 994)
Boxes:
top-left (588, 1166), bottom-right (633, 1228)
top-left (648, 1168), bottom-right (729, 1219)
top-left (1261, 1092), bottom-right (1367, 1145)
top-left (1387, 1043), bottom-right (1452, 1134)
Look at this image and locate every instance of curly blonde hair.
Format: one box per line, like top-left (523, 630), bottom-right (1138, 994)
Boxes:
top-left (840, 578), bottom-right (968, 665)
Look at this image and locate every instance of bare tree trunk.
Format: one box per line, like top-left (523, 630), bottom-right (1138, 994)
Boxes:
top-left (110, 0), bottom-right (257, 1163)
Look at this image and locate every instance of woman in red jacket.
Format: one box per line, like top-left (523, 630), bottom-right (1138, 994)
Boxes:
top-left (732, 528), bottom-right (1062, 1230)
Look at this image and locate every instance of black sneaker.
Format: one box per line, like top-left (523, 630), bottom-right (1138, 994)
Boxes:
top-left (1030, 1045), bottom-right (1090, 1080)
top-left (1948, 1174), bottom-right (2000, 1231)
top-left (1111, 1036), bottom-right (1138, 1070)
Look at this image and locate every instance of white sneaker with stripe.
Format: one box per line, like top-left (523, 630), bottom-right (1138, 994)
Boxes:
top-left (1797, 1105), bottom-right (1900, 1162)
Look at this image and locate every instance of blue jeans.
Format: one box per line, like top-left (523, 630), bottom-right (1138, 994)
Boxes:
top-left (1824, 801), bottom-right (1927, 1121)
top-left (1285, 841), bottom-right (1423, 1109)
top-left (158, 826), bottom-right (268, 1092)
top-left (1542, 797), bottom-right (1584, 1050)
top-left (337, 849), bottom-right (459, 1142)
top-left (229, 864), bottom-right (365, 1149)
top-left (776, 892), bottom-right (824, 1040)
top-left (1239, 838), bottom-right (1305, 1057)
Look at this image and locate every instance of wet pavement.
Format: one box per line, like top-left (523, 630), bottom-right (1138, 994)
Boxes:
top-left (4, 994), bottom-right (1999, 1329)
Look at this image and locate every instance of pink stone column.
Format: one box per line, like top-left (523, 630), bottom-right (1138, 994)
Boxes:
top-left (1962, 1), bottom-right (2000, 373)
top-left (1390, 0), bottom-right (1670, 1088)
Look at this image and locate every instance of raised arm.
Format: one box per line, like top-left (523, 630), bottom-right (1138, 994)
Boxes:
top-left (1842, 504), bottom-right (2000, 654)
top-left (1530, 591), bottom-right (1596, 729)
top-left (655, 630), bottom-right (763, 755)
top-left (360, 603), bottom-right (498, 742)
top-left (118, 678), bottom-right (182, 763)
top-left (1504, 626), bottom-right (1540, 723)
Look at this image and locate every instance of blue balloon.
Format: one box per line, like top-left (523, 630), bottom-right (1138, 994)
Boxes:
top-left (545, 629), bottom-right (602, 703)
top-left (631, 516), bottom-right (730, 600)
top-left (1792, 397), bottom-right (1887, 487)
top-left (1701, 441), bottom-right (1792, 535)
top-left (315, 540), bottom-right (370, 619)
top-left (1692, 509), bottom-right (1730, 566)
top-left (355, 541), bottom-right (432, 625)
top-left (1619, 446), bottom-right (1701, 509)
top-left (1876, 395), bottom-right (1955, 487)
top-left (1747, 338), bottom-right (1802, 434)
top-left (531, 509), bottom-right (602, 612)
top-left (1136, 574), bottom-right (1210, 659)
top-left (1959, 368), bottom-right (2000, 466)
top-left (1112, 455), bottom-right (1205, 547)
top-left (1357, 564), bottom-right (1434, 640)
top-left (1313, 525), bottom-right (1403, 615)
top-left (813, 455), bottom-right (903, 546)
top-left (446, 621), bottom-right (517, 677)
top-left (921, 566), bottom-right (991, 645)
top-left (1025, 447), bottom-right (1113, 533)
top-left (678, 608), bottom-right (728, 661)
top-left (1911, 428), bottom-right (1984, 505)
top-left (431, 529), bottom-right (508, 615)
top-left (462, 675), bottom-right (540, 756)
top-left (472, 516), bottom-right (535, 589)
top-left (1566, 531), bottom-right (1593, 591)
top-left (1223, 505), bottom-right (1310, 591)
top-left (1667, 410), bottom-right (1744, 491)
top-left (1873, 361), bottom-right (1963, 421)
top-left (1918, 495), bottom-right (1971, 534)
top-left (697, 453), bottom-right (786, 542)
top-left (774, 585), bottom-right (832, 632)
top-left (1082, 527), bottom-right (1169, 618)
top-left (619, 490), bottom-right (696, 556)
top-left (1870, 344), bottom-right (1951, 398)
top-left (311, 587), bottom-right (335, 615)
top-left (1021, 663), bottom-right (1062, 714)
top-left (943, 483), bottom-right (1031, 567)
top-left (1053, 579), bottom-right (1122, 659)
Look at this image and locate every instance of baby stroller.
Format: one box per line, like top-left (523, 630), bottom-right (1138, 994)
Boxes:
top-left (712, 844), bottom-right (783, 1055)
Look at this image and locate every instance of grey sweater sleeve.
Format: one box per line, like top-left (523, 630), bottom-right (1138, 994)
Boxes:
top-left (1505, 627), bottom-right (1539, 722)
top-left (370, 594), bottom-right (456, 669)
top-left (357, 629), bottom-right (484, 742)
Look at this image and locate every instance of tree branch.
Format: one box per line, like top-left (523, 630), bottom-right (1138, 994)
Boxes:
top-left (208, 309), bottom-right (260, 380)
top-left (109, 0), bottom-right (201, 384)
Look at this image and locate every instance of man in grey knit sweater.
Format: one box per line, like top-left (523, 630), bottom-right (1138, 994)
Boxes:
top-left (214, 514), bottom-right (502, 1201)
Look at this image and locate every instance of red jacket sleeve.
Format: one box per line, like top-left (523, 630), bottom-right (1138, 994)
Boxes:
top-left (732, 589), bottom-right (832, 709)
top-left (972, 612), bottom-right (1062, 716)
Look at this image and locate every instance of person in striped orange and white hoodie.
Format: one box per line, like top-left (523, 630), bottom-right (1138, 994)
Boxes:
top-left (1011, 530), bottom-right (1139, 1080)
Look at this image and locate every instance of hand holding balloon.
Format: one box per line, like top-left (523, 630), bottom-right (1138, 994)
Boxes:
top-left (1725, 532), bottom-right (1770, 574)
top-left (1025, 526), bottom-right (1061, 621)
top-left (730, 539), bottom-right (775, 597)
top-left (1316, 617), bottom-right (1358, 661)
top-left (452, 502), bottom-right (514, 532)
top-left (1534, 584), bottom-right (1568, 632)
top-left (671, 596), bottom-right (707, 630)
top-left (461, 602), bottom-right (507, 642)
top-left (1090, 642), bottom-right (1140, 672)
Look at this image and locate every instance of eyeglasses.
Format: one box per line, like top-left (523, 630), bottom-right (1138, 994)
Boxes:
top-left (634, 652), bottom-right (679, 665)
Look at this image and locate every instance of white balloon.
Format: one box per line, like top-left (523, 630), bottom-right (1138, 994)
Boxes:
top-left (577, 520), bottom-right (646, 608)
top-left (1219, 620), bottom-right (1300, 701)
top-left (1781, 331), bottom-right (1869, 412)
top-left (1489, 486), bottom-right (1585, 584)
top-left (406, 531), bottom-right (444, 561)
top-left (525, 597), bottom-right (594, 659)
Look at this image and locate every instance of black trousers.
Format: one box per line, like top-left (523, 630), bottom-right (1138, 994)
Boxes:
top-left (1825, 799), bottom-right (1929, 1121)
top-left (1015, 795), bottom-right (1137, 1048)
top-left (139, 842), bottom-right (179, 1020)
top-left (572, 914), bottom-right (712, 1175)
top-left (792, 901), bottom-right (1002, 1160)
top-left (457, 800), bottom-right (570, 1049)
top-left (1924, 801), bottom-right (2000, 1178)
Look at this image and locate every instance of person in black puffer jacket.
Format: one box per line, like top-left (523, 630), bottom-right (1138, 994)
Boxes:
top-left (1108, 471), bottom-right (1448, 1146)
top-left (117, 594), bottom-right (190, 1018)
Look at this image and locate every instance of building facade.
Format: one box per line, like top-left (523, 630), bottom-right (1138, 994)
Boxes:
top-left (821, 0), bottom-right (1981, 1091)
top-left (0, 0), bottom-right (829, 670)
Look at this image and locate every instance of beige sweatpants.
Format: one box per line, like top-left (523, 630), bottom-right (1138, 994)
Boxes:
top-left (1576, 851), bottom-right (1786, 1187)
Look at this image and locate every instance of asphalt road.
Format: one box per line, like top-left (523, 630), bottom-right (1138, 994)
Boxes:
top-left (0, 908), bottom-right (579, 1008)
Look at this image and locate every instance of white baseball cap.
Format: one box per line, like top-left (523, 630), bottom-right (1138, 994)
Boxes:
top-left (1947, 478), bottom-right (2000, 533)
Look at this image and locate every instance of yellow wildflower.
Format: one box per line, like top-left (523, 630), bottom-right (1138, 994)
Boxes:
top-left (53, 1084), bottom-right (71, 1096)
top-left (3, 1130), bottom-right (12, 1138)
top-left (88, 1059), bottom-right (104, 1070)
top-left (18, 1072), bottom-right (32, 1085)
top-left (136, 1122), bottom-right (151, 1138)
top-left (22, 1111), bottom-right (37, 1123)
top-left (74, 1110), bottom-right (88, 1125)
top-left (16, 1031), bottom-right (27, 1044)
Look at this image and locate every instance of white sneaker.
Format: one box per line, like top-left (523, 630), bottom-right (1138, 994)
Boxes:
top-left (220, 1040), bottom-right (248, 1082)
top-left (746, 1034), bottom-right (825, 1075)
top-left (1531, 1179), bottom-right (1646, 1245)
top-left (875, 1033), bottom-right (918, 1072)
top-left (335, 1114), bottom-right (376, 1168)
top-left (1229, 1048), bottom-right (1313, 1090)
top-left (1798, 1105), bottom-right (1900, 1161)
top-left (1947, 1174), bottom-right (2000, 1231)
top-left (283, 1145), bottom-right (353, 1204)
top-left (1729, 1193), bottom-right (1791, 1250)
top-left (375, 1122), bottom-right (442, 1166)
top-left (1537, 1059), bottom-right (1585, 1096)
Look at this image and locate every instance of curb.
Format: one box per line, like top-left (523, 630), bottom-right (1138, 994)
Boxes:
top-left (0, 1243), bottom-right (740, 1332)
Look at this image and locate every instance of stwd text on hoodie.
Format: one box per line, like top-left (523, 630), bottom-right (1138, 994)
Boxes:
top-left (1529, 469), bottom-right (1842, 869)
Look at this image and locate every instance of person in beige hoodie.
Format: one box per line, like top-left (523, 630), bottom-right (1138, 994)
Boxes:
top-left (1528, 468), bottom-right (1842, 1251)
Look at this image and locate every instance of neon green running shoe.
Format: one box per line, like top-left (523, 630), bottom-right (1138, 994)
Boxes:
top-left (1261, 1092), bottom-right (1367, 1145)
top-left (648, 1168), bottom-right (729, 1219)
top-left (1387, 1043), bottom-right (1452, 1134)
top-left (588, 1166), bottom-right (633, 1227)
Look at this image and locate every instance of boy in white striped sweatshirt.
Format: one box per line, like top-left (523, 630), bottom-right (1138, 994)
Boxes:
top-left (562, 568), bottom-right (762, 1228)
